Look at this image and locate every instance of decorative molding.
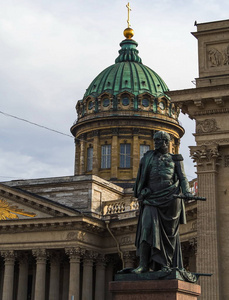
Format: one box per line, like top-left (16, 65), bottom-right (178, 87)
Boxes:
top-left (194, 107), bottom-right (229, 116)
top-left (196, 119), bottom-right (219, 134)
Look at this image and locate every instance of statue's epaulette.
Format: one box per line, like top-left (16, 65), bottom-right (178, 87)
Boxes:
top-left (171, 154), bottom-right (184, 161)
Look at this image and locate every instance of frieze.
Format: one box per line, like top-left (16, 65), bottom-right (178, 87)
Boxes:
top-left (196, 119), bottom-right (219, 134)
top-left (66, 231), bottom-right (85, 241)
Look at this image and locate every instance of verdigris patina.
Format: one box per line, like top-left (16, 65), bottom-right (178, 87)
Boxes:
top-left (132, 131), bottom-right (193, 274)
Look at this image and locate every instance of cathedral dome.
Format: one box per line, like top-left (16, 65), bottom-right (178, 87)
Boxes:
top-left (71, 30), bottom-right (184, 184)
top-left (84, 39), bottom-right (169, 99)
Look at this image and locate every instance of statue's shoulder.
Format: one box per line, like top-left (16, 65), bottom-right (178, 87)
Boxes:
top-left (141, 150), bottom-right (154, 162)
top-left (171, 153), bottom-right (184, 161)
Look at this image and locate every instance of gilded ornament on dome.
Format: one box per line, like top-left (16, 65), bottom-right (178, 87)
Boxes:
top-left (0, 199), bottom-right (36, 220)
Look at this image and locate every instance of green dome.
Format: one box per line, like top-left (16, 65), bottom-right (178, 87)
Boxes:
top-left (84, 39), bottom-right (169, 99)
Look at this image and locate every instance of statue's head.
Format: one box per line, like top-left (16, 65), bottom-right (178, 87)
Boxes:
top-left (153, 131), bottom-right (170, 153)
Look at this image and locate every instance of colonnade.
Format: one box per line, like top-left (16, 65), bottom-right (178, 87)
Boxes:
top-left (0, 248), bottom-right (136, 300)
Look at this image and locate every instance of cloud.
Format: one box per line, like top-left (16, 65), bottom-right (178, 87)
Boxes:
top-left (1, 0), bottom-right (229, 181)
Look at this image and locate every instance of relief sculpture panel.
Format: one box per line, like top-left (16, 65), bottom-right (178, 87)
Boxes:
top-left (207, 43), bottom-right (229, 68)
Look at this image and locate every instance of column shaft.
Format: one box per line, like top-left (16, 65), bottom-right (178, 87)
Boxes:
top-left (66, 248), bottom-right (81, 300)
top-left (95, 259), bottom-right (106, 300)
top-left (49, 257), bottom-right (60, 300)
top-left (1, 251), bottom-right (15, 300)
top-left (17, 257), bottom-right (29, 300)
top-left (33, 250), bottom-right (47, 300)
top-left (82, 258), bottom-right (93, 300)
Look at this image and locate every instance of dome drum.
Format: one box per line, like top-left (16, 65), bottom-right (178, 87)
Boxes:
top-left (75, 92), bottom-right (180, 123)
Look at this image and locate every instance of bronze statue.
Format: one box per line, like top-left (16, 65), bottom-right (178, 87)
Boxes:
top-left (132, 131), bottom-right (193, 274)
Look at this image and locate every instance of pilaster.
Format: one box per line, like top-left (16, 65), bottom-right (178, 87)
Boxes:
top-left (190, 144), bottom-right (220, 300)
top-left (79, 134), bottom-right (86, 175)
top-left (92, 130), bottom-right (99, 175)
top-left (132, 129), bottom-right (139, 179)
top-left (111, 129), bottom-right (118, 179)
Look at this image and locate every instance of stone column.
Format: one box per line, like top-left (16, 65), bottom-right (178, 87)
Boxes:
top-left (111, 129), bottom-right (118, 179)
top-left (92, 131), bottom-right (99, 175)
top-left (1, 250), bottom-right (15, 300)
top-left (105, 258), bottom-right (114, 300)
top-left (82, 251), bottom-right (94, 300)
top-left (79, 134), bottom-right (86, 175)
top-left (61, 261), bottom-right (69, 300)
top-left (123, 251), bottom-right (135, 269)
top-left (32, 249), bottom-right (47, 300)
top-left (49, 252), bottom-right (61, 300)
top-left (65, 247), bottom-right (81, 300)
top-left (17, 253), bottom-right (29, 300)
top-left (190, 144), bottom-right (220, 300)
top-left (132, 129), bottom-right (139, 179)
top-left (95, 254), bottom-right (106, 300)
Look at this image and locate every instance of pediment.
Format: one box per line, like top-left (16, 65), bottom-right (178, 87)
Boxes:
top-left (0, 183), bottom-right (79, 221)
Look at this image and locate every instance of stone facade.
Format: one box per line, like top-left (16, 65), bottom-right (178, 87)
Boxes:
top-left (0, 177), bottom-right (197, 300)
top-left (167, 19), bottom-right (229, 300)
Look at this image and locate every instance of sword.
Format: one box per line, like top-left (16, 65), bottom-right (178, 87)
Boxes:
top-left (173, 194), bottom-right (206, 201)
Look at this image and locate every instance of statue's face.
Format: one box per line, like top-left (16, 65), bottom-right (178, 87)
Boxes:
top-left (154, 132), bottom-right (169, 153)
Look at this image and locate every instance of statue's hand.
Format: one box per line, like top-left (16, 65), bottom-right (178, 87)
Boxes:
top-left (184, 192), bottom-right (193, 200)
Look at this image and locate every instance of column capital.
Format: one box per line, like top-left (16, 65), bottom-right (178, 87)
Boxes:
top-left (65, 247), bottom-right (82, 257)
top-left (1, 250), bottom-right (15, 263)
top-left (83, 250), bottom-right (97, 262)
top-left (190, 143), bottom-right (221, 171)
top-left (32, 248), bottom-right (47, 263)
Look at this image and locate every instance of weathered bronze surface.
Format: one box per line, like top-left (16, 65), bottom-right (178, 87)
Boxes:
top-left (131, 131), bottom-right (193, 277)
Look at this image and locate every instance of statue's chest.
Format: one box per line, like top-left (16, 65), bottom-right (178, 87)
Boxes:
top-left (149, 154), bottom-right (175, 178)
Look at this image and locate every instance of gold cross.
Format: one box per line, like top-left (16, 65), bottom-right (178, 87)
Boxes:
top-left (126, 2), bottom-right (132, 28)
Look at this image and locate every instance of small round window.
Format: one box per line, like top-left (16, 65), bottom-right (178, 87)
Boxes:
top-left (103, 98), bottom-right (110, 107)
top-left (122, 97), bottom-right (130, 106)
top-left (142, 98), bottom-right (149, 107)
top-left (88, 101), bottom-right (94, 110)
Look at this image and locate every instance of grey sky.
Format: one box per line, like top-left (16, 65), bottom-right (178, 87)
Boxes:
top-left (1, 0), bottom-right (228, 181)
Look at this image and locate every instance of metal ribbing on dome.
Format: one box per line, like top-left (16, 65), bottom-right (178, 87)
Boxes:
top-left (83, 37), bottom-right (169, 99)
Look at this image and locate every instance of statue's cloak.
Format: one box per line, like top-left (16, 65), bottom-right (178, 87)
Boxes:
top-left (134, 150), bottom-right (189, 269)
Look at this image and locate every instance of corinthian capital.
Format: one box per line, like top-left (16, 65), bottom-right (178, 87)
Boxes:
top-left (1, 250), bottom-right (15, 262)
top-left (190, 144), bottom-right (220, 164)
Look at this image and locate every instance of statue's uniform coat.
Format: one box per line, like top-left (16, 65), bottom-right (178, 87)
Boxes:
top-left (134, 150), bottom-right (190, 269)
